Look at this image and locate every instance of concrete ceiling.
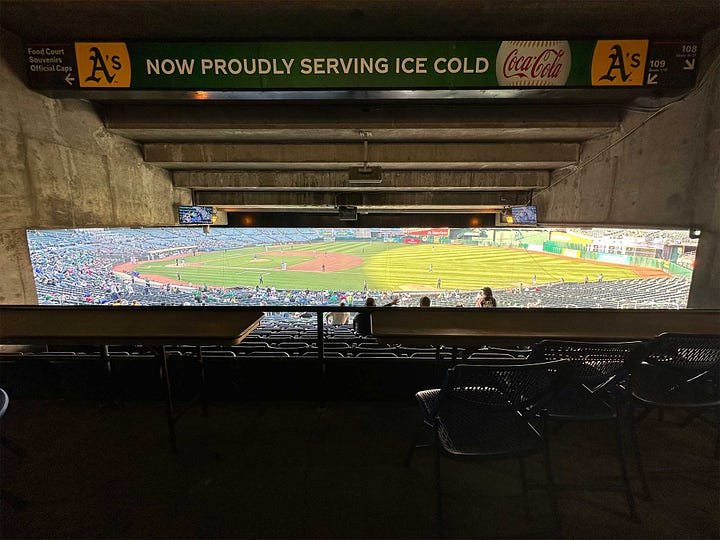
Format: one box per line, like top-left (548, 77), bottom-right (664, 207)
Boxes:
top-left (2, 0), bottom-right (719, 219)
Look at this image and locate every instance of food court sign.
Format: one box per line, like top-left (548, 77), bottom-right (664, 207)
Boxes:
top-left (26, 39), bottom-right (700, 92)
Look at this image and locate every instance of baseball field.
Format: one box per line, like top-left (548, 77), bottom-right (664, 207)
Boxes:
top-left (129, 240), bottom-right (665, 291)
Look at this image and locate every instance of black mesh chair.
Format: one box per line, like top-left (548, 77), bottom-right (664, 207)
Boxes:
top-left (0, 388), bottom-right (28, 509)
top-left (531, 340), bottom-right (642, 519)
top-left (410, 360), bottom-right (570, 535)
top-left (630, 333), bottom-right (720, 497)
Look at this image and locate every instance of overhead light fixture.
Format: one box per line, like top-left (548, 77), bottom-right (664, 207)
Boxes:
top-left (349, 130), bottom-right (383, 184)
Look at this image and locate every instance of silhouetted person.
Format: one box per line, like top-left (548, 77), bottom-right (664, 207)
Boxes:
top-left (353, 296), bottom-right (399, 336)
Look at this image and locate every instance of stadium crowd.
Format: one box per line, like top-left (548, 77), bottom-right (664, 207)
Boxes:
top-left (28, 228), bottom-right (691, 311)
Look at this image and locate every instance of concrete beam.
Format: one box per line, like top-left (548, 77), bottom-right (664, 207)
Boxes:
top-left (3, 1), bottom-right (717, 44)
top-left (145, 142), bottom-right (578, 170)
top-left (106, 103), bottom-right (618, 142)
top-left (194, 190), bottom-right (530, 208)
top-left (113, 127), bottom-right (616, 143)
top-left (173, 170), bottom-right (549, 191)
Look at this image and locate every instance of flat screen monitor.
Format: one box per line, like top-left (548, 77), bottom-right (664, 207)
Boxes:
top-left (511, 206), bottom-right (537, 225)
top-left (178, 206), bottom-right (214, 225)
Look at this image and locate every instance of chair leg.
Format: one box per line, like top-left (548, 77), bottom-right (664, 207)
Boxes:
top-left (541, 415), bottom-right (561, 534)
top-left (404, 421), bottom-right (425, 467)
top-left (715, 406), bottom-right (719, 460)
top-left (629, 403), bottom-right (650, 499)
top-left (614, 409), bottom-right (638, 520)
top-left (519, 456), bottom-right (531, 519)
top-left (434, 427), bottom-right (444, 539)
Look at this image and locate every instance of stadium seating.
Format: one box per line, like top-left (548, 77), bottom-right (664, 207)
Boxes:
top-left (28, 228), bottom-right (691, 309)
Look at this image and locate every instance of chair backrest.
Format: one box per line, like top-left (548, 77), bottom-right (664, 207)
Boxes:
top-left (439, 359), bottom-right (570, 419)
top-left (647, 333), bottom-right (720, 370)
top-left (632, 333), bottom-right (720, 407)
top-left (432, 360), bottom-right (570, 456)
top-left (0, 388), bottom-right (8, 418)
top-left (531, 340), bottom-right (641, 386)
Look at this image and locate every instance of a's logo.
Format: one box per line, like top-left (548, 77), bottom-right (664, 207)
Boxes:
top-left (592, 40), bottom-right (648, 86)
top-left (75, 43), bottom-right (131, 88)
top-left (85, 47), bottom-right (116, 83)
top-left (496, 40), bottom-right (572, 86)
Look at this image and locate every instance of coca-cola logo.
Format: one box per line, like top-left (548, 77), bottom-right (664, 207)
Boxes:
top-left (503, 48), bottom-right (565, 79)
top-left (496, 41), bottom-right (572, 86)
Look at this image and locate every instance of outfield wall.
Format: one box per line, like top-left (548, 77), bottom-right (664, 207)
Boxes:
top-left (539, 240), bottom-right (693, 279)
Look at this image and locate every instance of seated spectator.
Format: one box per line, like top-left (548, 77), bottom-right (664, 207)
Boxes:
top-left (353, 296), bottom-right (399, 336)
top-left (419, 296), bottom-right (431, 307)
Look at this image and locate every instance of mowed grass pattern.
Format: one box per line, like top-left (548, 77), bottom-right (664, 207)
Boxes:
top-left (133, 241), bottom-right (642, 291)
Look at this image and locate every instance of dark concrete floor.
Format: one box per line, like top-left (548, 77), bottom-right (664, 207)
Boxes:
top-left (1, 399), bottom-right (718, 539)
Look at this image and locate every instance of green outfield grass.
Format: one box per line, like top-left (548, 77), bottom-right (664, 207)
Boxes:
top-left (132, 240), bottom-right (644, 291)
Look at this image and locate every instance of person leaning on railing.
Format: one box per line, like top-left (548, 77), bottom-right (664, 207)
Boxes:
top-left (326, 301), bottom-right (350, 325)
top-left (353, 296), bottom-right (400, 336)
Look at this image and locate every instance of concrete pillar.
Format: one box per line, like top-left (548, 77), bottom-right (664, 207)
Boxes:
top-left (536, 36), bottom-right (719, 308)
top-left (0, 29), bottom-right (186, 304)
top-left (688, 40), bottom-right (720, 309)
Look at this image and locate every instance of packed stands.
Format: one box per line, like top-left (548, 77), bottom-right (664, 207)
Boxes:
top-left (27, 228), bottom-right (691, 309)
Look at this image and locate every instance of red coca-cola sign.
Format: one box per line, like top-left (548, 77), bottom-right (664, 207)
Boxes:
top-left (496, 41), bottom-right (572, 86)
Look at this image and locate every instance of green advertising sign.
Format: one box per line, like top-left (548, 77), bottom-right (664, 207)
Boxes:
top-left (25, 39), bottom-right (700, 92)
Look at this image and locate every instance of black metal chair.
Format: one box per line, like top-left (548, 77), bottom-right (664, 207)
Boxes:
top-left (630, 333), bottom-right (720, 497)
top-left (409, 360), bottom-right (570, 535)
top-left (0, 388), bottom-right (28, 509)
top-left (530, 340), bottom-right (642, 519)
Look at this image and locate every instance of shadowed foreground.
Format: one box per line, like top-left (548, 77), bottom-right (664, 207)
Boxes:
top-left (1, 399), bottom-right (717, 539)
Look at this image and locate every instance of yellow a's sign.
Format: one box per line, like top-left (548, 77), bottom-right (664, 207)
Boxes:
top-left (591, 40), bottom-right (648, 86)
top-left (75, 43), bottom-right (131, 87)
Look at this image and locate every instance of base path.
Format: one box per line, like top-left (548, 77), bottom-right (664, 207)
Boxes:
top-left (268, 250), bottom-right (364, 272)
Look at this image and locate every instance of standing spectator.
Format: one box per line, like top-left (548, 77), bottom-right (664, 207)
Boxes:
top-left (327, 301), bottom-right (350, 325)
top-left (353, 296), bottom-right (399, 336)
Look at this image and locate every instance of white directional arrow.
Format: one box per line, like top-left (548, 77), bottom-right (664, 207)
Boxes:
top-left (65, 73), bottom-right (75, 85)
top-left (646, 73), bottom-right (658, 85)
top-left (683, 58), bottom-right (696, 70)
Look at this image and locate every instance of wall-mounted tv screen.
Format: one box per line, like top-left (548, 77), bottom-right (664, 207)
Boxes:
top-left (178, 206), bottom-right (214, 225)
top-left (511, 206), bottom-right (537, 225)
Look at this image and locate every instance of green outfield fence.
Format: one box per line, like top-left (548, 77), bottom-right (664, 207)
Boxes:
top-left (529, 241), bottom-right (692, 279)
